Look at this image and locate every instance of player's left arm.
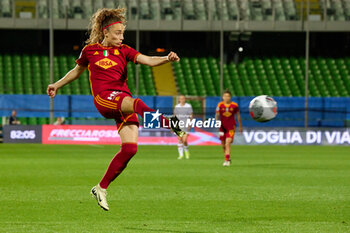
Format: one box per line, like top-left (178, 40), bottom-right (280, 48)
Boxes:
top-left (136, 51), bottom-right (180, 67)
top-left (237, 111), bottom-right (243, 134)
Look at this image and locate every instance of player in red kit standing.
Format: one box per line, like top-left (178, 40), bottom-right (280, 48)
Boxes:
top-left (47, 8), bottom-right (185, 211)
top-left (215, 90), bottom-right (243, 167)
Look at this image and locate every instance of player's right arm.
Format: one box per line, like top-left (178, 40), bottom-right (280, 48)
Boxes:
top-left (215, 103), bottom-right (220, 121)
top-left (47, 64), bottom-right (87, 98)
top-left (237, 111), bottom-right (243, 133)
top-left (215, 112), bottom-right (219, 121)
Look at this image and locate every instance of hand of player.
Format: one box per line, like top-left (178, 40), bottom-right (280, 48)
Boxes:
top-left (167, 51), bottom-right (180, 62)
top-left (239, 126), bottom-right (243, 134)
top-left (47, 84), bottom-right (58, 98)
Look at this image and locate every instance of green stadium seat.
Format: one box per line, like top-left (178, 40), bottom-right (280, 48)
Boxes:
top-left (0, 54), bottom-right (349, 99)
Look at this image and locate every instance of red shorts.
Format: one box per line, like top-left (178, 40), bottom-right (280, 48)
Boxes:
top-left (94, 90), bottom-right (139, 131)
top-left (219, 126), bottom-right (236, 141)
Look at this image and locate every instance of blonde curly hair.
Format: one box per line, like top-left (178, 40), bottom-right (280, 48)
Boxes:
top-left (86, 8), bottom-right (126, 45)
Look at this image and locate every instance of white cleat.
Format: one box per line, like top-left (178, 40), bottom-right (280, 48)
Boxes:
top-left (223, 160), bottom-right (231, 167)
top-left (90, 184), bottom-right (109, 211)
top-left (184, 151), bottom-right (190, 159)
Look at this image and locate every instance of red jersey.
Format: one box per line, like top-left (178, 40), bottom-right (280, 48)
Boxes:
top-left (76, 43), bottom-right (140, 97)
top-left (216, 101), bottom-right (239, 129)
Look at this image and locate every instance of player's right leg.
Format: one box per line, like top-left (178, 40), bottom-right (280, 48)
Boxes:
top-left (177, 137), bottom-right (184, 159)
top-left (223, 138), bottom-right (233, 167)
top-left (91, 124), bottom-right (138, 211)
top-left (182, 134), bottom-right (190, 159)
top-left (221, 141), bottom-right (225, 152)
top-left (121, 96), bottom-right (185, 137)
top-left (219, 128), bottom-right (228, 165)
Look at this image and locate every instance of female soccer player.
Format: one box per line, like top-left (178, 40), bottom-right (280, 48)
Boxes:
top-left (47, 8), bottom-right (184, 211)
top-left (215, 90), bottom-right (243, 167)
top-left (174, 95), bottom-right (193, 159)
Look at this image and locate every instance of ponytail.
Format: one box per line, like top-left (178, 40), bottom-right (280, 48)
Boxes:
top-left (86, 8), bottom-right (126, 44)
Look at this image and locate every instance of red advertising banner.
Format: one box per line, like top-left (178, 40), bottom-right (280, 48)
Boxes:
top-left (41, 125), bottom-right (221, 145)
top-left (42, 125), bottom-right (121, 144)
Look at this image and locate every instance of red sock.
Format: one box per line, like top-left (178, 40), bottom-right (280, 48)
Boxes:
top-left (99, 143), bottom-right (137, 189)
top-left (225, 154), bottom-right (230, 161)
top-left (133, 98), bottom-right (170, 128)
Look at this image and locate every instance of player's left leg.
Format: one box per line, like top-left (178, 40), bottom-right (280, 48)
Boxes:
top-left (182, 134), bottom-right (190, 159)
top-left (91, 123), bottom-right (138, 211)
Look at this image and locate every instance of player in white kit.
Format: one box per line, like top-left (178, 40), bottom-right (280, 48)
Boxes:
top-left (174, 95), bottom-right (193, 159)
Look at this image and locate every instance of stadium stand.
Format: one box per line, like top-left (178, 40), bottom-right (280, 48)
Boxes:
top-left (0, 54), bottom-right (349, 98)
top-left (0, 54), bottom-right (157, 96)
top-left (174, 56), bottom-right (350, 97)
top-left (3, 0), bottom-right (350, 21)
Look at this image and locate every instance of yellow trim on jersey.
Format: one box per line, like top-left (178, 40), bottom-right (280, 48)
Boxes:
top-left (217, 101), bottom-right (238, 108)
top-left (97, 42), bottom-right (113, 49)
top-left (82, 43), bottom-right (99, 51)
top-left (133, 52), bottom-right (141, 64)
top-left (88, 64), bottom-right (94, 97)
top-left (95, 95), bottom-right (117, 109)
top-left (118, 113), bottom-right (137, 132)
top-left (95, 98), bottom-right (116, 110)
top-left (95, 95), bottom-right (117, 107)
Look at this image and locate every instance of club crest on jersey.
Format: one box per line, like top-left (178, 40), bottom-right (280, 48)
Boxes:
top-left (95, 58), bottom-right (117, 69)
top-left (103, 50), bottom-right (109, 57)
top-left (229, 130), bottom-right (234, 136)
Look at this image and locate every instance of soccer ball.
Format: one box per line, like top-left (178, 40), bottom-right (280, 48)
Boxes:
top-left (249, 95), bottom-right (277, 122)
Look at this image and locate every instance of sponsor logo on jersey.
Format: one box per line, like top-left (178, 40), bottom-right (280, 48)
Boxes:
top-left (107, 91), bottom-right (121, 101)
top-left (95, 58), bottom-right (117, 69)
top-left (93, 51), bottom-right (99, 55)
top-left (223, 112), bottom-right (232, 117)
top-left (114, 49), bottom-right (119, 55)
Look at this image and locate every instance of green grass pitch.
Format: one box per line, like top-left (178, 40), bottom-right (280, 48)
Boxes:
top-left (0, 144), bottom-right (349, 233)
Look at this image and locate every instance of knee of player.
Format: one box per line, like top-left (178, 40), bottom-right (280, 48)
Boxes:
top-left (121, 96), bottom-right (135, 112)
